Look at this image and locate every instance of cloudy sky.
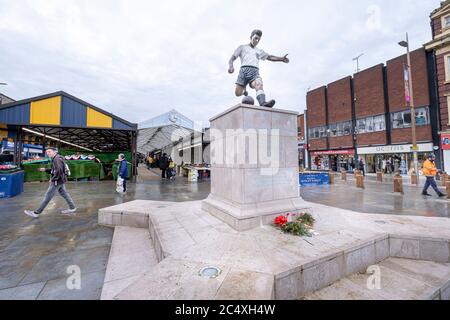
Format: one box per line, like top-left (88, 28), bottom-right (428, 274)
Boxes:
top-left (0, 0), bottom-right (442, 127)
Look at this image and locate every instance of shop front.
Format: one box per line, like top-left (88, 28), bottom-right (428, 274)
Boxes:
top-left (441, 133), bottom-right (450, 173)
top-left (357, 143), bottom-right (434, 175)
top-left (310, 149), bottom-right (356, 172)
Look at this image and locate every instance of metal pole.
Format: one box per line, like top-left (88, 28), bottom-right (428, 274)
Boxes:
top-left (405, 33), bottom-right (419, 178)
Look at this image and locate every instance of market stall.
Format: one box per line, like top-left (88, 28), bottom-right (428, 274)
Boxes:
top-left (0, 91), bottom-right (138, 182)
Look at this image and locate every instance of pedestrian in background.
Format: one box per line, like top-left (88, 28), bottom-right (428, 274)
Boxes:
top-left (117, 154), bottom-right (129, 193)
top-left (159, 153), bottom-right (169, 179)
top-left (358, 157), bottom-right (366, 176)
top-left (24, 148), bottom-right (76, 218)
top-left (422, 154), bottom-right (446, 198)
top-left (168, 157), bottom-right (176, 180)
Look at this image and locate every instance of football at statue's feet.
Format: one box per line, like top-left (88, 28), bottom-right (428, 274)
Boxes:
top-left (242, 96), bottom-right (255, 105)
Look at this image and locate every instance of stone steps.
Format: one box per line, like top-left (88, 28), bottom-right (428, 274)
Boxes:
top-left (302, 258), bottom-right (450, 300)
top-left (100, 226), bottom-right (159, 300)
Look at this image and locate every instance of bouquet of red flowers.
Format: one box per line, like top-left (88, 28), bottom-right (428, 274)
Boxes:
top-left (273, 213), bottom-right (315, 237)
top-left (274, 215), bottom-right (288, 227)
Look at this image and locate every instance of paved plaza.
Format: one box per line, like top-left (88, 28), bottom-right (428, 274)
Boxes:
top-left (0, 167), bottom-right (448, 299)
top-left (301, 175), bottom-right (449, 218)
top-left (0, 167), bottom-right (209, 299)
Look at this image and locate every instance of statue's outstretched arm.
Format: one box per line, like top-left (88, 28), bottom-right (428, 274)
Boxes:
top-left (267, 54), bottom-right (289, 63)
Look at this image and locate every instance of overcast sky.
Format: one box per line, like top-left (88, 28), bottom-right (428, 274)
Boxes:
top-left (0, 0), bottom-right (442, 127)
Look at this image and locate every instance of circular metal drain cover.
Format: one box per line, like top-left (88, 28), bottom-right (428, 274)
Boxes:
top-left (199, 266), bottom-right (221, 278)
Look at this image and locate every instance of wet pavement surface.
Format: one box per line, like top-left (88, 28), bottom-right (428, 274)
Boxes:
top-left (300, 178), bottom-right (450, 218)
top-left (1, 167), bottom-right (448, 299)
top-left (0, 167), bottom-right (209, 300)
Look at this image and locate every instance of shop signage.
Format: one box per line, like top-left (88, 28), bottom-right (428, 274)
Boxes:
top-left (442, 134), bottom-right (450, 151)
top-left (311, 149), bottom-right (355, 156)
top-left (357, 143), bottom-right (433, 155)
top-left (299, 172), bottom-right (330, 186)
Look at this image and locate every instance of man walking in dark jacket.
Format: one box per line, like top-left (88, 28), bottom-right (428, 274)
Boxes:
top-left (24, 148), bottom-right (77, 218)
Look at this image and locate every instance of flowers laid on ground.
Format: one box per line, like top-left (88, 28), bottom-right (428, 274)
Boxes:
top-left (273, 213), bottom-right (316, 237)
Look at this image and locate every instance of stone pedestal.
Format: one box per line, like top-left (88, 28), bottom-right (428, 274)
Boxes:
top-left (202, 104), bottom-right (311, 231)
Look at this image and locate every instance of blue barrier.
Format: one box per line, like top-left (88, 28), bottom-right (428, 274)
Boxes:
top-left (0, 170), bottom-right (25, 198)
top-left (299, 172), bottom-right (330, 186)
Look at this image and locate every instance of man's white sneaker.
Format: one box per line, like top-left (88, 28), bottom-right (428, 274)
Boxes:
top-left (61, 208), bottom-right (77, 215)
top-left (24, 210), bottom-right (40, 218)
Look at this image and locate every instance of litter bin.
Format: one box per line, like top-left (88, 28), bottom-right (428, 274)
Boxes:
top-left (0, 170), bottom-right (25, 198)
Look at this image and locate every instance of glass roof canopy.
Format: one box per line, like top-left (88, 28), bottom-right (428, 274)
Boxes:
top-left (137, 109), bottom-right (200, 154)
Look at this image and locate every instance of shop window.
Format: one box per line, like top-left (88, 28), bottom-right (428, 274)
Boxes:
top-left (328, 121), bottom-right (352, 137)
top-left (308, 126), bottom-right (328, 140)
top-left (366, 117), bottom-right (374, 132)
top-left (443, 14), bottom-right (450, 29)
top-left (391, 107), bottom-right (429, 129)
top-left (319, 126), bottom-right (327, 138)
top-left (343, 121), bottom-right (352, 135)
top-left (445, 54), bottom-right (450, 83)
top-left (357, 118), bottom-right (366, 133)
top-left (329, 124), bottom-right (337, 137)
top-left (357, 115), bottom-right (385, 133)
top-left (336, 123), bottom-right (344, 136)
top-left (447, 96), bottom-right (450, 125)
top-left (373, 115), bottom-right (386, 131)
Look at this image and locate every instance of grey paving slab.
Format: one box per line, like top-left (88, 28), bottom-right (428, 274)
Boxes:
top-left (0, 281), bottom-right (46, 300)
top-left (37, 271), bottom-right (105, 300)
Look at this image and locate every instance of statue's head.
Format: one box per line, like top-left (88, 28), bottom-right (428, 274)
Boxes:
top-left (250, 29), bottom-right (262, 47)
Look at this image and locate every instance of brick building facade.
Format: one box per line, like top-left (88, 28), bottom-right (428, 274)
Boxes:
top-left (425, 0), bottom-right (450, 172)
top-left (306, 46), bottom-right (436, 173)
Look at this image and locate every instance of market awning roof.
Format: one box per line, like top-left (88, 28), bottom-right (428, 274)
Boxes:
top-left (0, 91), bottom-right (137, 151)
top-left (137, 109), bottom-right (199, 153)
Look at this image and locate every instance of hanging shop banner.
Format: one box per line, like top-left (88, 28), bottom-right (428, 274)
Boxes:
top-left (442, 134), bottom-right (450, 150)
top-left (404, 64), bottom-right (411, 104)
top-left (311, 149), bottom-right (355, 156)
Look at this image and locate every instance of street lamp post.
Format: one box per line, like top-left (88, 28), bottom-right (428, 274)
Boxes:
top-left (399, 33), bottom-right (419, 181)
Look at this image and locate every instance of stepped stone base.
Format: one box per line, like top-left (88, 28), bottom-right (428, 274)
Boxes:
top-left (202, 195), bottom-right (312, 231)
top-left (98, 200), bottom-right (450, 300)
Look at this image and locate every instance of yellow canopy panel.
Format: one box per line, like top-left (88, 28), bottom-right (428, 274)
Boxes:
top-left (0, 129), bottom-right (7, 139)
top-left (30, 96), bottom-right (61, 125)
top-left (87, 107), bottom-right (112, 128)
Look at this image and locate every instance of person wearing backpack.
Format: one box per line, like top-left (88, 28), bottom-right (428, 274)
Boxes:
top-left (24, 148), bottom-right (77, 218)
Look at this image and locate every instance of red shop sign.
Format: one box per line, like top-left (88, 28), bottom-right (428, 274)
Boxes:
top-left (311, 149), bottom-right (355, 156)
top-left (442, 134), bottom-right (450, 150)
